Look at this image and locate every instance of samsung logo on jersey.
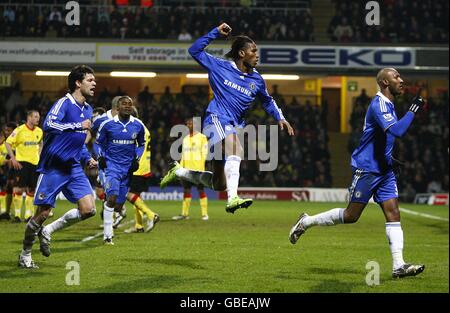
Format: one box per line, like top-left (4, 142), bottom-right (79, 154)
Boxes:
top-left (113, 139), bottom-right (135, 145)
top-left (259, 47), bottom-right (414, 67)
top-left (223, 79), bottom-right (252, 96)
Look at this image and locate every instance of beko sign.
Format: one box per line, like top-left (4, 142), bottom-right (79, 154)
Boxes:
top-left (258, 46), bottom-right (415, 68)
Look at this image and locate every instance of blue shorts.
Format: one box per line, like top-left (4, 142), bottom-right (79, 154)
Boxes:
top-left (34, 165), bottom-right (93, 208)
top-left (348, 167), bottom-right (398, 204)
top-left (104, 167), bottom-right (130, 205)
top-left (203, 113), bottom-right (239, 146)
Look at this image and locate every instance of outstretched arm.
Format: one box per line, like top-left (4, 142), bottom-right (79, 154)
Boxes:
top-left (188, 23), bottom-right (232, 70)
top-left (386, 96), bottom-right (424, 138)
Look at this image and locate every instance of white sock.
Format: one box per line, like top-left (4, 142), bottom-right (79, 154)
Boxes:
top-left (302, 208), bottom-right (345, 229)
top-left (103, 203), bottom-right (114, 240)
top-left (44, 208), bottom-right (81, 235)
top-left (386, 222), bottom-right (405, 270)
top-left (224, 155), bottom-right (241, 202)
top-left (175, 167), bottom-right (190, 178)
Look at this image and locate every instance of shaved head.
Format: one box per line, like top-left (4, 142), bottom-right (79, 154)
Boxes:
top-left (376, 67), bottom-right (404, 100)
top-left (376, 68), bottom-right (398, 88)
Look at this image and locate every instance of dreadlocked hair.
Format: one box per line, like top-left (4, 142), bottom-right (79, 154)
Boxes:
top-left (224, 35), bottom-right (255, 61)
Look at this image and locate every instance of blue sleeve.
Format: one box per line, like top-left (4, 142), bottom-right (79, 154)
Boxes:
top-left (94, 122), bottom-right (107, 158)
top-left (44, 100), bottom-right (83, 133)
top-left (387, 111), bottom-right (415, 138)
top-left (188, 27), bottom-right (222, 70)
top-left (135, 125), bottom-right (146, 160)
top-left (372, 97), bottom-right (397, 131)
top-left (257, 78), bottom-right (285, 121)
top-left (80, 144), bottom-right (92, 166)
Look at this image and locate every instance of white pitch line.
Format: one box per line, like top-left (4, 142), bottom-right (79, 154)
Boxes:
top-left (400, 208), bottom-right (449, 222)
top-left (81, 219), bottom-right (136, 243)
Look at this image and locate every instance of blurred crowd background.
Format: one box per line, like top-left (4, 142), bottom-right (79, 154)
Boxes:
top-left (1, 0), bottom-right (447, 43)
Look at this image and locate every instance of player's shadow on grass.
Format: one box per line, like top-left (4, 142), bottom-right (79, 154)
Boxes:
top-left (306, 267), bottom-right (361, 275)
top-left (0, 261), bottom-right (50, 279)
top-left (308, 279), bottom-right (356, 293)
top-left (421, 221), bottom-right (449, 235)
top-left (123, 258), bottom-right (206, 270)
top-left (87, 275), bottom-right (215, 292)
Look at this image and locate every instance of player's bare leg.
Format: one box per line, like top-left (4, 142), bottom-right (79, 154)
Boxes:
top-left (381, 198), bottom-right (425, 278)
top-left (39, 194), bottom-right (96, 256)
top-left (289, 202), bottom-right (365, 244)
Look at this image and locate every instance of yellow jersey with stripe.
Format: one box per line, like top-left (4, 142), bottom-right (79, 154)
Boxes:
top-left (6, 124), bottom-right (43, 165)
top-left (133, 125), bottom-right (151, 176)
top-left (0, 142), bottom-right (8, 166)
top-left (180, 132), bottom-right (208, 171)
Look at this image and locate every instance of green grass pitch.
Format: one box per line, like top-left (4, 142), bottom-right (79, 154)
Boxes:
top-left (0, 200), bottom-right (448, 293)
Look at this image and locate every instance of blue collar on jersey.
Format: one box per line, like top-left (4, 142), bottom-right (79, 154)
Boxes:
top-left (376, 91), bottom-right (394, 105)
top-left (113, 114), bottom-right (135, 128)
top-left (66, 93), bottom-right (89, 110)
top-left (229, 61), bottom-right (259, 76)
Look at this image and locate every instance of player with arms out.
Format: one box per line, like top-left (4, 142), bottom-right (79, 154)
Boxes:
top-left (95, 96), bottom-right (145, 244)
top-left (18, 65), bottom-right (98, 269)
top-left (288, 68), bottom-right (425, 279)
top-left (160, 23), bottom-right (294, 213)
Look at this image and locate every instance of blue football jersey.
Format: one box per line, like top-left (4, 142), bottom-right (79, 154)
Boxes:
top-left (189, 27), bottom-right (285, 125)
top-left (95, 115), bottom-right (145, 169)
top-left (38, 93), bottom-right (93, 173)
top-left (92, 110), bottom-right (114, 134)
top-left (351, 92), bottom-right (398, 173)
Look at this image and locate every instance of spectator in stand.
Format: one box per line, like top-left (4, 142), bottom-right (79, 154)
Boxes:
top-left (48, 6), bottom-right (62, 26)
top-left (178, 28), bottom-right (192, 41)
top-left (333, 17), bottom-right (353, 42)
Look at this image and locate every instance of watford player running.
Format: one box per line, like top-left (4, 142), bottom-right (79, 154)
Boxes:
top-left (172, 117), bottom-right (209, 221)
top-left (124, 107), bottom-right (160, 234)
top-left (5, 111), bottom-right (43, 222)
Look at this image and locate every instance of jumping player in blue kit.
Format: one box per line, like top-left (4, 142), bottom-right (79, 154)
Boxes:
top-left (95, 96), bottom-right (145, 245)
top-left (160, 23), bottom-right (295, 213)
top-left (18, 65), bottom-right (98, 269)
top-left (289, 68), bottom-right (425, 279)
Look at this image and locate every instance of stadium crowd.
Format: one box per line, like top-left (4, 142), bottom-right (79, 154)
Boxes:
top-left (348, 88), bottom-right (449, 201)
top-left (328, 0), bottom-right (448, 43)
top-left (0, 2), bottom-right (314, 42)
top-left (2, 0), bottom-right (449, 44)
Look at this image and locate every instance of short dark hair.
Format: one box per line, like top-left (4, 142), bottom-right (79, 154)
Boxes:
top-left (224, 35), bottom-right (255, 61)
top-left (27, 110), bottom-right (39, 117)
top-left (93, 107), bottom-right (106, 115)
top-left (68, 65), bottom-right (94, 93)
